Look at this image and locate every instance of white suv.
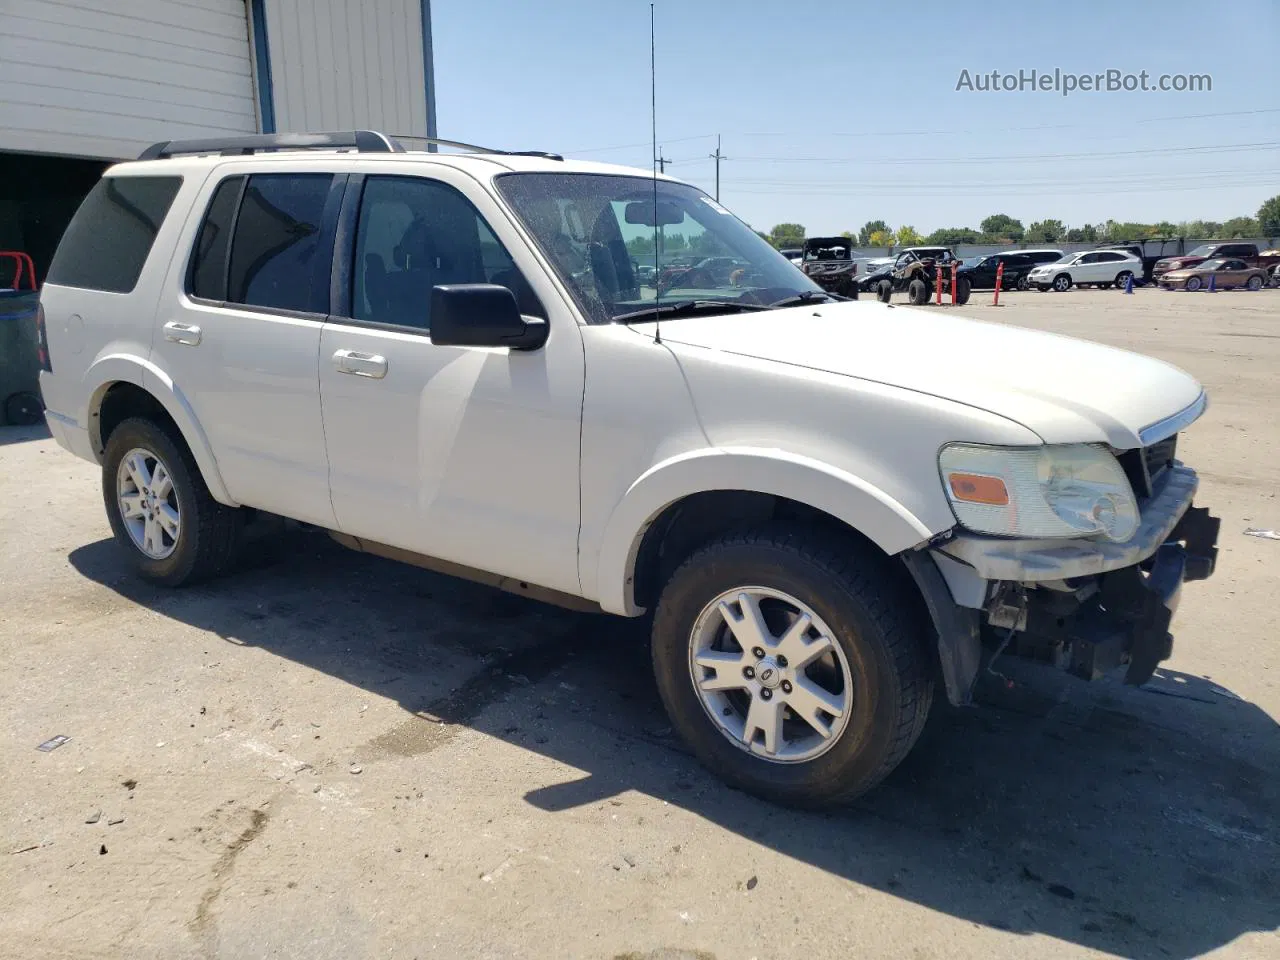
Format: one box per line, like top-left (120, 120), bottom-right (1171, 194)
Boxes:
top-left (37, 131), bottom-right (1219, 807)
top-left (1028, 249), bottom-right (1142, 291)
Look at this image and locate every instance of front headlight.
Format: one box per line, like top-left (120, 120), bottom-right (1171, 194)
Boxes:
top-left (939, 443), bottom-right (1140, 541)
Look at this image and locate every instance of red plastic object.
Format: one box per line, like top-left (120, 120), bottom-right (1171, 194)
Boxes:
top-left (0, 251), bottom-right (37, 291)
top-left (993, 260), bottom-right (1005, 306)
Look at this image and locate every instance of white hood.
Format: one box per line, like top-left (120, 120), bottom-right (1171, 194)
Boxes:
top-left (659, 300), bottom-right (1204, 448)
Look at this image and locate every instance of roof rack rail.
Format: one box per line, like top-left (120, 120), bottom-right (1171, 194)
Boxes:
top-left (389, 135), bottom-right (563, 162)
top-left (137, 130), bottom-right (404, 160)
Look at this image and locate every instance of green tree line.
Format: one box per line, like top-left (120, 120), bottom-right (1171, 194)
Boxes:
top-left (760, 195), bottom-right (1280, 249)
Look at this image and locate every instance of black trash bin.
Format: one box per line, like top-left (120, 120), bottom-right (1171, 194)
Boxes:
top-left (0, 290), bottom-right (44, 426)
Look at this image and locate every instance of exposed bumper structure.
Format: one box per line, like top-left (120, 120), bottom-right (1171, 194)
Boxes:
top-left (909, 464), bottom-right (1220, 704)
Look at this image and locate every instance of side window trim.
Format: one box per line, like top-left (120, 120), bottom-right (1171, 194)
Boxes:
top-left (328, 172), bottom-right (364, 320)
top-left (219, 176), bottom-right (250, 302)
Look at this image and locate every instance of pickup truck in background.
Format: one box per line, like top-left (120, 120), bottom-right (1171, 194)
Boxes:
top-left (1098, 239), bottom-right (1185, 286)
top-left (1152, 242), bottom-right (1280, 284)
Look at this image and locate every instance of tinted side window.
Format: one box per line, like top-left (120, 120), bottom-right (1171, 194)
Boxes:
top-left (352, 175), bottom-right (542, 330)
top-left (46, 176), bottom-right (182, 293)
top-left (189, 176), bottom-right (244, 301)
top-left (227, 174), bottom-right (332, 312)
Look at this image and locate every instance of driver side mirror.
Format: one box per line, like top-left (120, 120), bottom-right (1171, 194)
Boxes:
top-left (429, 284), bottom-right (548, 351)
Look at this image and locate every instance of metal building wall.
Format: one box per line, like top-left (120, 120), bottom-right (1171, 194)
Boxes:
top-left (0, 0), bottom-right (257, 159)
top-left (259, 0), bottom-right (430, 139)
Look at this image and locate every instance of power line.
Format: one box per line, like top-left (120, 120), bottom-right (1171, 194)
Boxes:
top-left (730, 168), bottom-right (1280, 189)
top-left (562, 133), bottom-right (715, 155)
top-left (727, 178), bottom-right (1279, 198)
top-left (719, 107), bottom-right (1280, 140)
top-left (728, 141), bottom-right (1280, 165)
top-left (558, 107), bottom-right (1280, 157)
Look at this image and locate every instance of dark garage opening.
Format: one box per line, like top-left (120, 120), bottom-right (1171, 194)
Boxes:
top-left (0, 152), bottom-right (109, 287)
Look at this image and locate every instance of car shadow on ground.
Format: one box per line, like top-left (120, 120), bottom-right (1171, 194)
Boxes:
top-left (0, 422), bottom-right (51, 446)
top-left (70, 532), bottom-right (1279, 959)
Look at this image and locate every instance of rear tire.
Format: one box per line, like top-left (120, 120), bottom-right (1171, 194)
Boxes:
top-left (1016, 275), bottom-right (1030, 291)
top-left (954, 277), bottom-right (971, 305)
top-left (102, 417), bottom-right (243, 586)
top-left (651, 529), bottom-right (934, 808)
top-left (908, 278), bottom-right (930, 305)
top-left (1247, 275), bottom-right (1263, 291)
top-left (1115, 270), bottom-right (1133, 289)
top-left (3, 391), bottom-right (44, 426)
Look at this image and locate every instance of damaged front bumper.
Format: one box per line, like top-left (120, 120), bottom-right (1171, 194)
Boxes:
top-left (906, 464), bottom-right (1220, 704)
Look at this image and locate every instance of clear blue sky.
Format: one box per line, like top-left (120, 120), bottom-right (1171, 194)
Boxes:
top-left (431, 0), bottom-right (1279, 237)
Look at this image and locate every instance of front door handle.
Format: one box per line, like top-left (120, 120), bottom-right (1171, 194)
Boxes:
top-left (332, 349), bottom-right (388, 379)
top-left (163, 321), bottom-right (202, 346)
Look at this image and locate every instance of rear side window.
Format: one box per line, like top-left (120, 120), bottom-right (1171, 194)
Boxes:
top-left (189, 176), bottom-right (244, 301)
top-left (46, 176), bottom-right (182, 293)
top-left (227, 174), bottom-right (333, 312)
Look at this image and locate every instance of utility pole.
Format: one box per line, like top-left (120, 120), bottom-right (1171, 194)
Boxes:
top-left (709, 134), bottom-right (726, 201)
top-left (656, 147), bottom-right (671, 174)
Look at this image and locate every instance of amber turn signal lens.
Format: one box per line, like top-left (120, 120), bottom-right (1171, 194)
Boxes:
top-left (948, 472), bottom-right (1010, 506)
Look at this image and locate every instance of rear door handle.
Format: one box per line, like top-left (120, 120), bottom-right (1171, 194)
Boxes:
top-left (163, 321), bottom-right (202, 345)
top-left (332, 349), bottom-right (388, 379)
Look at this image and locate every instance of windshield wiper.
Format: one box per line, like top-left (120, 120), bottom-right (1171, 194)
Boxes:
top-left (613, 299), bottom-right (775, 323)
top-left (767, 291), bottom-right (841, 308)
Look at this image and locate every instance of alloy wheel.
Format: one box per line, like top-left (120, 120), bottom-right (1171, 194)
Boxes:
top-left (688, 587), bottom-right (853, 763)
top-left (116, 447), bottom-right (181, 560)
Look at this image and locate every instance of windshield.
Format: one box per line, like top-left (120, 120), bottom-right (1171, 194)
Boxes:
top-left (493, 173), bottom-right (822, 323)
top-left (963, 256), bottom-right (987, 267)
top-left (1198, 258), bottom-right (1228, 270)
top-left (1186, 244), bottom-right (1218, 258)
top-left (1051, 253), bottom-right (1076, 264)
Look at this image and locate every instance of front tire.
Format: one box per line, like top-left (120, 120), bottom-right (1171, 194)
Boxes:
top-left (102, 417), bottom-right (243, 586)
top-left (651, 530), bottom-right (934, 808)
top-left (876, 279), bottom-right (893, 303)
top-left (954, 277), bottom-right (971, 305)
top-left (1185, 276), bottom-right (1203, 292)
top-left (908, 278), bottom-right (930, 305)
top-left (1053, 273), bottom-right (1072, 292)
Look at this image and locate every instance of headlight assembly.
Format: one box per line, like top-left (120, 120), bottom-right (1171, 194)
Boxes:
top-left (939, 443), bottom-right (1140, 542)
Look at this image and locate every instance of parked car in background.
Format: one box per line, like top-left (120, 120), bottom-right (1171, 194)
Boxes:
top-left (1152, 242), bottom-right (1280, 284)
top-left (800, 236), bottom-right (859, 297)
top-left (778, 247), bottom-right (804, 265)
top-left (856, 257), bottom-right (896, 292)
top-left (1158, 258), bottom-right (1269, 291)
top-left (1027, 249), bottom-right (1141, 292)
top-left (958, 250), bottom-right (1063, 291)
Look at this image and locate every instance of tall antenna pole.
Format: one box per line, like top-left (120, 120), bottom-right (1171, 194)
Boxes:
top-left (650, 3), bottom-right (661, 343)
top-left (656, 148), bottom-right (671, 174)
top-left (709, 134), bottom-right (726, 201)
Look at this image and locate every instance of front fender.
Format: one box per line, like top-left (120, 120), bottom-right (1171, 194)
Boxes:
top-left (81, 353), bottom-right (236, 506)
top-left (593, 447), bottom-right (939, 616)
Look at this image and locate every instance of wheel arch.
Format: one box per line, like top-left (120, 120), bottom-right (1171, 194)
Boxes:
top-left (593, 448), bottom-right (938, 618)
top-left (83, 355), bottom-right (236, 506)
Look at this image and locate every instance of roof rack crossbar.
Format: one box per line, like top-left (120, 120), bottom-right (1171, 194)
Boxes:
top-left (138, 130), bottom-right (404, 160)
